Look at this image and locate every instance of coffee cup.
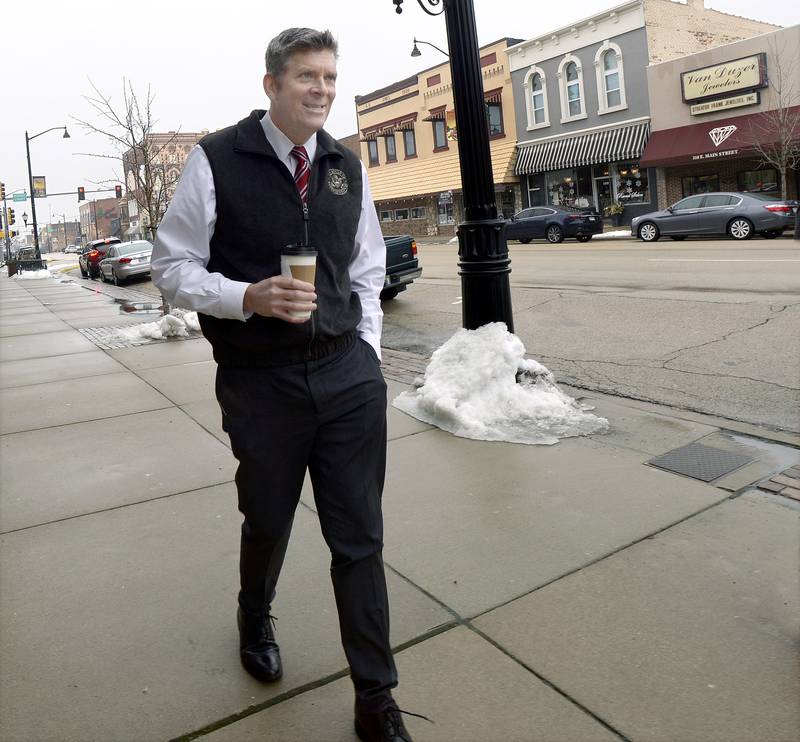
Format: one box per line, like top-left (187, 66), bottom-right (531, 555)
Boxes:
top-left (281, 245), bottom-right (317, 319)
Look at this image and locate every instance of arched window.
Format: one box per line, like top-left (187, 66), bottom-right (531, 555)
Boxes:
top-left (594, 41), bottom-right (627, 114)
top-left (566, 63), bottom-right (581, 116)
top-left (523, 66), bottom-right (550, 129)
top-left (557, 54), bottom-right (586, 122)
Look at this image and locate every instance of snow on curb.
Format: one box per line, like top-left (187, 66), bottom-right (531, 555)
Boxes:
top-left (12, 268), bottom-right (52, 279)
top-left (393, 323), bottom-right (609, 445)
top-left (592, 229), bottom-right (633, 240)
top-left (117, 308), bottom-right (201, 343)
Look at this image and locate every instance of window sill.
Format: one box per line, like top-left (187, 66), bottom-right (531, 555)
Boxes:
top-left (385, 158), bottom-right (398, 165)
top-left (368, 162), bottom-right (380, 168)
top-left (433, 145), bottom-right (449, 153)
top-left (527, 121), bottom-right (550, 131)
top-left (404, 154), bottom-right (418, 161)
top-left (560, 113), bottom-right (587, 124)
top-left (597, 103), bottom-right (628, 116)
top-left (489, 132), bottom-right (506, 141)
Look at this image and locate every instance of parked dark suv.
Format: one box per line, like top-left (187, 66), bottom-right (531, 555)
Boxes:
top-left (505, 205), bottom-right (603, 244)
top-left (79, 237), bottom-right (122, 278)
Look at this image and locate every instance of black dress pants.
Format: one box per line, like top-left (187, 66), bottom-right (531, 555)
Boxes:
top-left (215, 336), bottom-right (397, 711)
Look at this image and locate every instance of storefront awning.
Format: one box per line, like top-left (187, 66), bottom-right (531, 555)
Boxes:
top-left (515, 120), bottom-right (650, 175)
top-left (639, 106), bottom-right (800, 167)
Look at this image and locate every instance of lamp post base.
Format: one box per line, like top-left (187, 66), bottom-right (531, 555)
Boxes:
top-left (457, 217), bottom-right (514, 332)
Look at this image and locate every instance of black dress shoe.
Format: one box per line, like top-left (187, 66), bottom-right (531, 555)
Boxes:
top-left (237, 607), bottom-right (282, 682)
top-left (354, 704), bottom-right (414, 742)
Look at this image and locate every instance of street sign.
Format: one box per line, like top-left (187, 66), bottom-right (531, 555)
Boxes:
top-left (12, 192), bottom-right (27, 202)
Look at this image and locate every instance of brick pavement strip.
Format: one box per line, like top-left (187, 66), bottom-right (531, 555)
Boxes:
top-left (771, 474), bottom-right (800, 488)
top-left (781, 487), bottom-right (800, 501)
top-left (757, 481), bottom-right (784, 493)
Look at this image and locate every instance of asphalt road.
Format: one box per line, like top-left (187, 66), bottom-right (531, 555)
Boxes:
top-left (383, 236), bottom-right (800, 434)
top-left (57, 236), bottom-right (800, 433)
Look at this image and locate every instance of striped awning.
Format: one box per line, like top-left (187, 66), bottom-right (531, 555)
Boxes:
top-left (515, 121), bottom-right (650, 175)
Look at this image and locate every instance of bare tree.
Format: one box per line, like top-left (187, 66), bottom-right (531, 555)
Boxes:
top-left (73, 79), bottom-right (181, 240)
top-left (748, 40), bottom-right (800, 236)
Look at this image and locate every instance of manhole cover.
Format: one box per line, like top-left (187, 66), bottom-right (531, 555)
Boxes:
top-left (648, 442), bottom-right (754, 482)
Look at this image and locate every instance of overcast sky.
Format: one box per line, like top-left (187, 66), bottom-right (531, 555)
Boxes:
top-left (2, 0), bottom-right (796, 227)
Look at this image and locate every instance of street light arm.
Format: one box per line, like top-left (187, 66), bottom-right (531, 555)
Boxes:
top-left (413, 37), bottom-right (450, 57)
top-left (26, 126), bottom-right (69, 142)
top-left (394, 0), bottom-right (444, 15)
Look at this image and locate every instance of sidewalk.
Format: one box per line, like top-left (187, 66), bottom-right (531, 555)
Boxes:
top-left (1, 270), bottom-right (798, 742)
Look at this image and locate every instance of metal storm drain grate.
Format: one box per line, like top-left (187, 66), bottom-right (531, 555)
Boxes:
top-left (648, 442), bottom-right (754, 482)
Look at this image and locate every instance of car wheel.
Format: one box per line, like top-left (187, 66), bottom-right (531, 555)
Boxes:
top-left (80, 265), bottom-right (88, 278)
top-left (728, 217), bottom-right (753, 240)
top-left (670, 235), bottom-right (687, 241)
top-left (112, 270), bottom-right (120, 286)
top-left (761, 230), bottom-right (779, 239)
top-left (576, 235), bottom-right (592, 243)
top-left (638, 222), bottom-right (660, 242)
top-left (380, 287), bottom-right (399, 301)
top-left (519, 238), bottom-right (531, 244)
top-left (546, 224), bottom-right (564, 244)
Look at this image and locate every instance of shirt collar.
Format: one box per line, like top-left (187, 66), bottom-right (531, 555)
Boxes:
top-left (260, 111), bottom-right (317, 164)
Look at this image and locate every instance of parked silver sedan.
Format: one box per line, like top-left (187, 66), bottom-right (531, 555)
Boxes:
top-left (98, 240), bottom-right (153, 285)
top-left (631, 192), bottom-right (798, 242)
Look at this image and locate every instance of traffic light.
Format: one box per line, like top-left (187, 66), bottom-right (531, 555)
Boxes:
top-left (0, 182), bottom-right (5, 201)
top-left (7, 208), bottom-right (15, 226)
top-left (78, 186), bottom-right (85, 201)
top-left (115, 185), bottom-right (122, 199)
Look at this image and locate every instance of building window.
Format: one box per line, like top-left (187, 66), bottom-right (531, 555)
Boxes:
top-left (427, 73), bottom-right (441, 87)
top-left (367, 140), bottom-right (379, 166)
top-left (394, 208), bottom-right (409, 221)
top-left (595, 41), bottom-right (627, 114)
top-left (410, 206), bottom-right (426, 219)
top-left (385, 135), bottom-right (397, 163)
top-left (524, 67), bottom-right (550, 130)
top-left (379, 210), bottom-right (393, 222)
top-left (486, 101), bottom-right (504, 137)
top-left (615, 162), bottom-right (649, 205)
top-left (737, 168), bottom-right (780, 193)
top-left (438, 202), bottom-right (454, 225)
top-left (403, 129), bottom-right (417, 158)
top-left (480, 52), bottom-right (497, 67)
top-left (433, 119), bottom-right (448, 150)
top-left (558, 54), bottom-right (586, 122)
top-left (682, 174), bottom-right (720, 197)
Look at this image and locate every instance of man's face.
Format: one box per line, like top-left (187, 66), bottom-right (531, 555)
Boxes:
top-left (264, 49), bottom-right (337, 144)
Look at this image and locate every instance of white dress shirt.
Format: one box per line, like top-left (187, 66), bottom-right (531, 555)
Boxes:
top-left (151, 111), bottom-right (385, 358)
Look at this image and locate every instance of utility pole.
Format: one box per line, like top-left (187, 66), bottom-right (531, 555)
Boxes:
top-left (1, 183), bottom-right (10, 261)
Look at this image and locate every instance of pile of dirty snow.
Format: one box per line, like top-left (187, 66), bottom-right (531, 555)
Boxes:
top-left (118, 308), bottom-right (201, 343)
top-left (393, 323), bottom-right (608, 445)
top-left (13, 269), bottom-right (51, 279)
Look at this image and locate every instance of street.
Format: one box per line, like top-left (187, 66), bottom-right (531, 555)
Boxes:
top-left (55, 235), bottom-right (800, 434)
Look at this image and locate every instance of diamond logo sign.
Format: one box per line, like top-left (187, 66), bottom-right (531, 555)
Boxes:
top-left (709, 125), bottom-right (737, 147)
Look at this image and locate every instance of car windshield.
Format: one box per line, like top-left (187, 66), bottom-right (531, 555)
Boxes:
top-left (119, 241), bottom-right (152, 255)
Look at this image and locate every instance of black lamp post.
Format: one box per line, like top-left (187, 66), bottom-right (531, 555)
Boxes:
top-left (25, 125), bottom-right (70, 260)
top-left (394, 0), bottom-right (514, 331)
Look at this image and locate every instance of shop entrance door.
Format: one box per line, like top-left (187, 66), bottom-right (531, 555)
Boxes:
top-left (593, 177), bottom-right (613, 216)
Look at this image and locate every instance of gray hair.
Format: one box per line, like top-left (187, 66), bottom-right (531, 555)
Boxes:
top-left (265, 28), bottom-right (338, 78)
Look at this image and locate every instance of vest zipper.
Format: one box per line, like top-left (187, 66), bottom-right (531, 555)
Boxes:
top-left (303, 171), bottom-right (316, 359)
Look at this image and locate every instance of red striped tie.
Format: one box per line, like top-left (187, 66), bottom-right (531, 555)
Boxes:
top-left (291, 145), bottom-right (310, 203)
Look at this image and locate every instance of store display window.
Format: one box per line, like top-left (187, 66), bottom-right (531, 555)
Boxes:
top-left (737, 169), bottom-right (779, 193)
top-left (682, 174), bottom-right (720, 196)
top-left (615, 162), bottom-right (649, 204)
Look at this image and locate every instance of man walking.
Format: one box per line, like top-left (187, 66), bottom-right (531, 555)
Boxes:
top-left (151, 28), bottom-right (413, 742)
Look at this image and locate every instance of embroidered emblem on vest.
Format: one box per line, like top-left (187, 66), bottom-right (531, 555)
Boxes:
top-left (327, 169), bottom-right (349, 195)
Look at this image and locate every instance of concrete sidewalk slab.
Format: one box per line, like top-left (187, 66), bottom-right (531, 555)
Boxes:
top-left (0, 319), bottom-right (73, 337)
top-left (0, 351), bottom-right (127, 389)
top-left (378, 429), bottom-right (730, 618)
top-left (138, 360), bottom-right (217, 405)
top-left (0, 305), bottom-right (53, 317)
top-left (181, 399), bottom-right (228, 445)
top-left (0, 484), bottom-right (451, 742)
top-left (204, 627), bottom-right (619, 742)
top-left (0, 372), bottom-right (172, 434)
top-left (108, 336), bottom-right (214, 370)
top-left (0, 407), bottom-right (235, 532)
top-left (1, 329), bottom-right (96, 361)
top-left (474, 490), bottom-right (800, 742)
top-left (386, 380), bottom-right (433, 439)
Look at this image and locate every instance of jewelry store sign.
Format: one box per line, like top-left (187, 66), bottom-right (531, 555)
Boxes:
top-left (681, 53), bottom-right (766, 102)
top-left (690, 91), bottom-right (759, 116)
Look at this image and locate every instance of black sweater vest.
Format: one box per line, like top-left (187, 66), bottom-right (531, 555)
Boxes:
top-left (198, 110), bottom-right (363, 366)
